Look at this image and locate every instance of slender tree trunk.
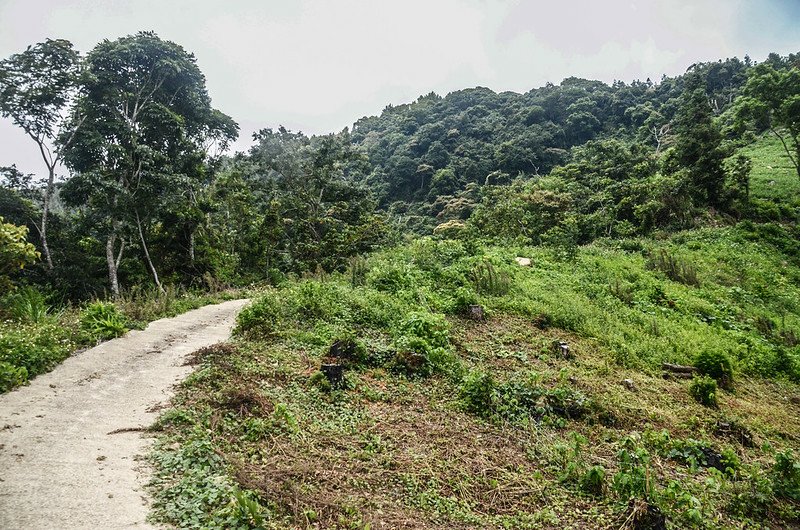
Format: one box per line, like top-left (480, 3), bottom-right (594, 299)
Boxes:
top-left (136, 210), bottom-right (164, 292)
top-left (39, 166), bottom-right (55, 271)
top-left (189, 229), bottom-right (195, 264)
top-left (106, 232), bottom-right (120, 298)
top-left (771, 128), bottom-right (800, 179)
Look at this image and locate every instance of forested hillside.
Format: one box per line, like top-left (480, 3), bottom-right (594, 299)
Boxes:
top-left (1, 31), bottom-right (799, 529)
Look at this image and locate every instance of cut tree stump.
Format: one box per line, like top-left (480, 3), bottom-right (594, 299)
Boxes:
top-left (468, 305), bottom-right (485, 321)
top-left (552, 340), bottom-right (572, 359)
top-left (321, 364), bottom-right (345, 388)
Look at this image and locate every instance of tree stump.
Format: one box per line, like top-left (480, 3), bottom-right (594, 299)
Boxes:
top-left (552, 340), bottom-right (571, 359)
top-left (321, 363), bottom-right (345, 388)
top-left (468, 304), bottom-right (485, 321)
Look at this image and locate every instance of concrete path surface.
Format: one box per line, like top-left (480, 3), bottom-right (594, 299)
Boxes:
top-left (0, 298), bottom-right (249, 529)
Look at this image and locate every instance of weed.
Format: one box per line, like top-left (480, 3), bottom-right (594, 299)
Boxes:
top-left (348, 255), bottom-right (368, 287)
top-left (613, 436), bottom-right (653, 501)
top-left (4, 286), bottom-right (51, 323)
top-left (689, 375), bottom-right (718, 408)
top-left (235, 291), bottom-right (283, 337)
top-left (646, 249), bottom-right (700, 286)
top-left (214, 488), bottom-right (268, 529)
top-left (459, 370), bottom-right (496, 416)
top-left (80, 301), bottom-right (127, 341)
top-left (392, 311), bottom-right (456, 376)
top-left (471, 260), bottom-right (511, 296)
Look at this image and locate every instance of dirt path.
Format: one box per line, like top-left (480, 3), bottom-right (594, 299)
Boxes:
top-left (0, 298), bottom-right (249, 529)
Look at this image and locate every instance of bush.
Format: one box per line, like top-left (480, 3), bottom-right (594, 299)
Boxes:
top-left (772, 450), bottom-right (800, 501)
top-left (689, 375), bottom-right (718, 408)
top-left (451, 286), bottom-right (479, 315)
top-left (0, 321), bottom-right (73, 390)
top-left (0, 216), bottom-right (39, 292)
top-left (459, 370), bottom-right (496, 416)
top-left (367, 260), bottom-right (420, 293)
top-left (580, 465), bottom-right (606, 497)
top-left (0, 361), bottom-right (27, 392)
top-left (613, 436), bottom-right (653, 500)
top-left (328, 334), bottom-right (368, 366)
top-left (395, 311), bottom-right (450, 350)
top-left (694, 350), bottom-right (734, 389)
top-left (392, 312), bottom-right (454, 376)
top-left (235, 291), bottom-right (284, 337)
top-left (80, 301), bottom-right (127, 341)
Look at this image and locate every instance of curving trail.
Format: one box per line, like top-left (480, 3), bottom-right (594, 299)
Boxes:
top-left (0, 299), bottom-right (249, 529)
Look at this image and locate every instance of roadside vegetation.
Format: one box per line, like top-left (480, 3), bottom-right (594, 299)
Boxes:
top-left (0, 286), bottom-right (242, 392)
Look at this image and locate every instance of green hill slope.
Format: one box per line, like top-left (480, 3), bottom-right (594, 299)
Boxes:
top-left (148, 225), bottom-right (800, 529)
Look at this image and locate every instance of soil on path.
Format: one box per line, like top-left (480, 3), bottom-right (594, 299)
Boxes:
top-left (0, 298), bottom-right (250, 529)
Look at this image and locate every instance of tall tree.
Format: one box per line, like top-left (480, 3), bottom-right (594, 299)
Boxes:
top-left (246, 127), bottom-right (386, 272)
top-left (0, 39), bottom-right (84, 270)
top-left (61, 32), bottom-right (237, 296)
top-left (669, 72), bottom-right (727, 207)
top-left (734, 63), bottom-right (800, 179)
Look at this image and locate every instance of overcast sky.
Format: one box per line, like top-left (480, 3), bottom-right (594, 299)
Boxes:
top-left (1, 0), bottom-right (799, 180)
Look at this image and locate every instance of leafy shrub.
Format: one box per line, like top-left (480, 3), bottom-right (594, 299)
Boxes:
top-left (545, 385), bottom-right (592, 420)
top-left (292, 281), bottom-right (345, 321)
top-left (0, 216), bottom-right (39, 292)
top-left (0, 322), bottom-right (73, 388)
top-left (666, 438), bottom-right (739, 475)
top-left (689, 375), bottom-right (718, 408)
top-left (580, 466), bottom-right (607, 497)
top-left (367, 260), bottom-right (420, 293)
top-left (542, 216), bottom-right (580, 262)
top-left (727, 464), bottom-right (776, 518)
top-left (0, 361), bottom-right (27, 392)
top-left (459, 370), bottom-right (496, 416)
top-left (235, 291), bottom-right (284, 337)
top-left (613, 436), bottom-right (653, 500)
top-left (721, 448), bottom-right (742, 476)
top-left (80, 301), bottom-right (127, 340)
top-left (392, 311), bottom-right (456, 376)
top-left (328, 334), bottom-right (369, 366)
top-left (772, 450), bottom-right (800, 501)
top-left (395, 311), bottom-right (450, 350)
top-left (451, 286), bottom-right (479, 315)
top-left (694, 350), bottom-right (734, 389)
top-left (458, 370), bottom-right (596, 424)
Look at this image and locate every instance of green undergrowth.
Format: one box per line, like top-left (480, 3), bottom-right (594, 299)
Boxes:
top-left (738, 134), bottom-right (800, 220)
top-left (150, 229), bottom-right (800, 528)
top-left (0, 286), bottom-right (243, 392)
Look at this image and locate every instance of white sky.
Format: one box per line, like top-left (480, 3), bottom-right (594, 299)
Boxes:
top-left (1, 0), bottom-right (799, 180)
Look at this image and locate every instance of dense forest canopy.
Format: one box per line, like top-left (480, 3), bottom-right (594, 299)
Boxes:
top-left (0, 32), bottom-right (798, 299)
